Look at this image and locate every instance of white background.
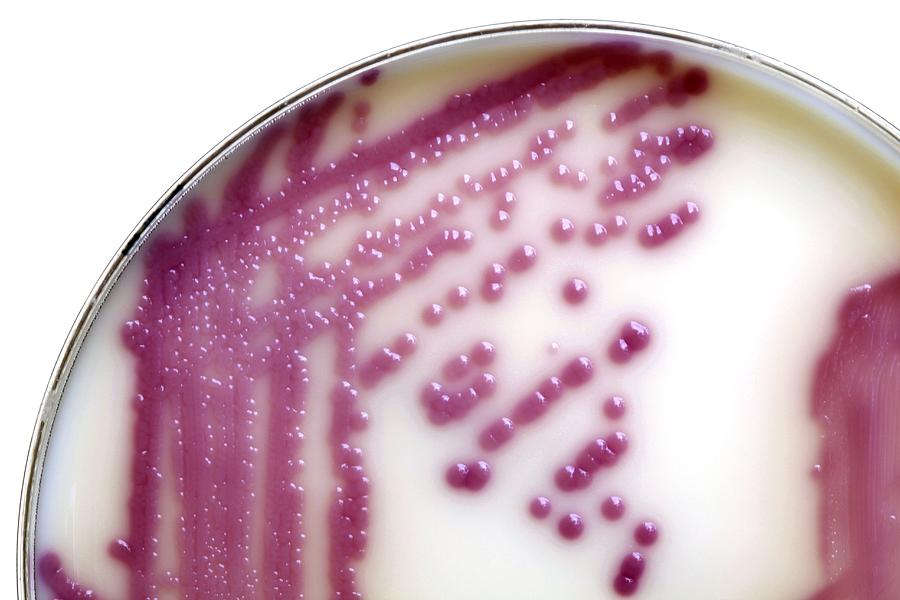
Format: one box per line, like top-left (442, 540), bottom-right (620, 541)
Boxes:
top-left (1, 0), bottom-right (896, 593)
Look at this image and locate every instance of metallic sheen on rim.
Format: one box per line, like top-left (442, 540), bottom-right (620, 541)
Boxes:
top-left (17, 19), bottom-right (899, 599)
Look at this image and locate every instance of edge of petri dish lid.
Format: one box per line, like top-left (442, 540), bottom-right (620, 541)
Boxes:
top-left (17, 19), bottom-right (900, 599)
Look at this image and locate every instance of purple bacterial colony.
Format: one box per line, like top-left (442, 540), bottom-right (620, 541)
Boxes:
top-left (35, 34), bottom-right (900, 600)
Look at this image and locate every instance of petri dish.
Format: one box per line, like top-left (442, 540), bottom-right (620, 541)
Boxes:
top-left (19, 21), bottom-right (900, 600)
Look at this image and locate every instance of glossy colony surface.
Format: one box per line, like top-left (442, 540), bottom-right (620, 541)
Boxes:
top-left (32, 29), bottom-right (900, 600)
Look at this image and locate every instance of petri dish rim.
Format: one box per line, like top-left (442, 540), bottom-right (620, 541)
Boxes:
top-left (17, 18), bottom-right (899, 599)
